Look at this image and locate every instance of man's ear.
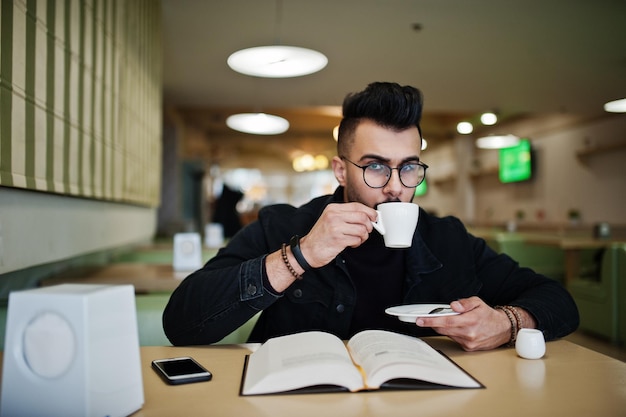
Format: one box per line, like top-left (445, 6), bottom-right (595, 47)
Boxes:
top-left (332, 156), bottom-right (347, 186)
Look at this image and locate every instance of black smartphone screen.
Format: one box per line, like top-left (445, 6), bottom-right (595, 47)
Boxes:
top-left (159, 358), bottom-right (206, 376)
top-left (152, 357), bottom-right (212, 384)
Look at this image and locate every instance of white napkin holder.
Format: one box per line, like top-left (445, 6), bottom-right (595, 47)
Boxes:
top-left (204, 222), bottom-right (224, 248)
top-left (173, 232), bottom-right (203, 271)
top-left (0, 284), bottom-right (144, 417)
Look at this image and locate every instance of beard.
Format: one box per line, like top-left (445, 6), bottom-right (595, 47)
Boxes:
top-left (343, 182), bottom-right (366, 205)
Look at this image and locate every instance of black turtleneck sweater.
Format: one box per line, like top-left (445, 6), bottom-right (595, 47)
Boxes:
top-left (342, 230), bottom-right (407, 336)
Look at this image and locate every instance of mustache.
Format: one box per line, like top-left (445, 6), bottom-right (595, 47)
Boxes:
top-left (376, 198), bottom-right (402, 207)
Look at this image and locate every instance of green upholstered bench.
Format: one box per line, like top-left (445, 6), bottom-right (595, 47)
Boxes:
top-left (134, 293), bottom-right (173, 346)
top-left (0, 299), bottom-right (7, 351)
top-left (484, 233), bottom-right (566, 283)
top-left (568, 244), bottom-right (626, 344)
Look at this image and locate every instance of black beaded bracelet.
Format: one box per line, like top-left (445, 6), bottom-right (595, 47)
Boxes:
top-left (289, 235), bottom-right (313, 271)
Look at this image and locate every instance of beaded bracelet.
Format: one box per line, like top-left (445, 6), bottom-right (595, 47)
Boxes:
top-left (505, 305), bottom-right (524, 332)
top-left (495, 305), bottom-right (517, 347)
top-left (281, 243), bottom-right (303, 280)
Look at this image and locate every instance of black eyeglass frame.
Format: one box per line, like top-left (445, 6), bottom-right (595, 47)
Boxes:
top-left (341, 157), bottom-right (428, 189)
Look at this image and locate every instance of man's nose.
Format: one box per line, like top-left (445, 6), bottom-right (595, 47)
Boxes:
top-left (383, 169), bottom-right (403, 195)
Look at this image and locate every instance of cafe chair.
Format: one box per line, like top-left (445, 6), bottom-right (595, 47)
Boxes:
top-left (567, 244), bottom-right (626, 345)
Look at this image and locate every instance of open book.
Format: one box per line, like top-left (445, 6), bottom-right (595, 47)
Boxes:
top-left (240, 329), bottom-right (483, 396)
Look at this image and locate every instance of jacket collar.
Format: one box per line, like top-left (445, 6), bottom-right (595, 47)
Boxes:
top-left (406, 226), bottom-right (443, 280)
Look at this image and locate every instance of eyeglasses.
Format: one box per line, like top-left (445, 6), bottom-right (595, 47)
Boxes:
top-left (341, 157), bottom-right (428, 188)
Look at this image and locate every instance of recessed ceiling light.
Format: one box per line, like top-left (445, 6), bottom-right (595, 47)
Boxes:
top-left (480, 112), bottom-right (498, 125)
top-left (603, 98), bottom-right (626, 113)
top-left (457, 122), bottom-right (473, 134)
top-left (226, 113), bottom-right (289, 135)
top-left (227, 45), bottom-right (328, 78)
top-left (476, 134), bottom-right (521, 149)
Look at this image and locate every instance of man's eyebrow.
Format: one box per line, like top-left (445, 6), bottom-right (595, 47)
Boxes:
top-left (359, 154), bottom-right (421, 163)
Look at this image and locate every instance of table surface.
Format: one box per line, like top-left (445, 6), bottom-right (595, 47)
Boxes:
top-left (40, 263), bottom-right (191, 293)
top-left (521, 234), bottom-right (624, 250)
top-left (131, 337), bottom-right (626, 417)
top-left (40, 246), bottom-right (220, 293)
top-left (469, 228), bottom-right (625, 249)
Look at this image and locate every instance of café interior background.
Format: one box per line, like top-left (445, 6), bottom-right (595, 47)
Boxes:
top-left (0, 0), bottom-right (625, 285)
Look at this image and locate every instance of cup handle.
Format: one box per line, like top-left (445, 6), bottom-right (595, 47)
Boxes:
top-left (371, 210), bottom-right (385, 235)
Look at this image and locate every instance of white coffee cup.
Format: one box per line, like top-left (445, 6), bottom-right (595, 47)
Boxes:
top-left (515, 328), bottom-right (546, 359)
top-left (371, 202), bottom-right (419, 248)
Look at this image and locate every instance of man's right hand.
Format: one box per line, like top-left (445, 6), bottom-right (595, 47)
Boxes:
top-left (299, 202), bottom-right (378, 269)
top-left (266, 202), bottom-right (378, 293)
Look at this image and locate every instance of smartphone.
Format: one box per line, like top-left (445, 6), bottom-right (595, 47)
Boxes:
top-left (151, 356), bottom-right (212, 385)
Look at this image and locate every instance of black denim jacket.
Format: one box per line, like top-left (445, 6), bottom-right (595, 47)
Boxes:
top-left (163, 188), bottom-right (579, 345)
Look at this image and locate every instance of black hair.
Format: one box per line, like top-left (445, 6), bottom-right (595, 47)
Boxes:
top-left (337, 82), bottom-right (423, 155)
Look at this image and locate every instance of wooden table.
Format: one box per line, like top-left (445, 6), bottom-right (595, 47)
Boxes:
top-left (40, 263), bottom-right (191, 293)
top-left (130, 337), bottom-right (626, 417)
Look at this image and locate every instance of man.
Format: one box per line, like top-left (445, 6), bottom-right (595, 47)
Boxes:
top-left (163, 82), bottom-right (579, 350)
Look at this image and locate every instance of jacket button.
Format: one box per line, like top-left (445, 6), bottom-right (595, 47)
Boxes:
top-left (293, 289), bottom-right (303, 298)
top-left (247, 284), bottom-right (257, 295)
top-left (336, 304), bottom-right (345, 313)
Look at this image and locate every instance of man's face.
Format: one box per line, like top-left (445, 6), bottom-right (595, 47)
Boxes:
top-left (333, 119), bottom-right (422, 208)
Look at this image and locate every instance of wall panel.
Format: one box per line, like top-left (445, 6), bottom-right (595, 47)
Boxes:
top-left (0, 0), bottom-right (161, 206)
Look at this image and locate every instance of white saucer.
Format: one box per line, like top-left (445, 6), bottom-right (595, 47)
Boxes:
top-left (385, 304), bottom-right (460, 323)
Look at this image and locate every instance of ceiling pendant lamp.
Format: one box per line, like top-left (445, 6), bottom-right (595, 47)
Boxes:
top-left (228, 45), bottom-right (327, 78)
top-left (227, 0), bottom-right (327, 78)
top-left (226, 113), bottom-right (289, 135)
top-left (604, 98), bottom-right (626, 113)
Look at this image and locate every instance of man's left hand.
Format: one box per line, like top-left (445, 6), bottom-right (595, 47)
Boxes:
top-left (415, 296), bottom-right (520, 351)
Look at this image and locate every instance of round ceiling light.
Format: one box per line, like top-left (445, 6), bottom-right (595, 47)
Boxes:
top-left (476, 134), bottom-right (521, 149)
top-left (226, 113), bottom-right (289, 135)
top-left (457, 121), bottom-right (474, 134)
top-left (480, 112), bottom-right (498, 125)
top-left (603, 98), bottom-right (626, 113)
top-left (227, 45), bottom-right (328, 78)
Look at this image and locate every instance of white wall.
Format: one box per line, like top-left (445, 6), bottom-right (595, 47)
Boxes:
top-left (0, 187), bottom-right (157, 275)
top-left (417, 115), bottom-right (626, 227)
top-left (539, 117), bottom-right (626, 225)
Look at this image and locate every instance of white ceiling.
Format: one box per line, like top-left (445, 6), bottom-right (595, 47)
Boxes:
top-left (160, 0), bottom-right (626, 162)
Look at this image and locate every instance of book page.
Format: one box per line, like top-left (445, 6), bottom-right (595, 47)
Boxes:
top-left (347, 330), bottom-right (481, 389)
top-left (241, 331), bottom-right (365, 395)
